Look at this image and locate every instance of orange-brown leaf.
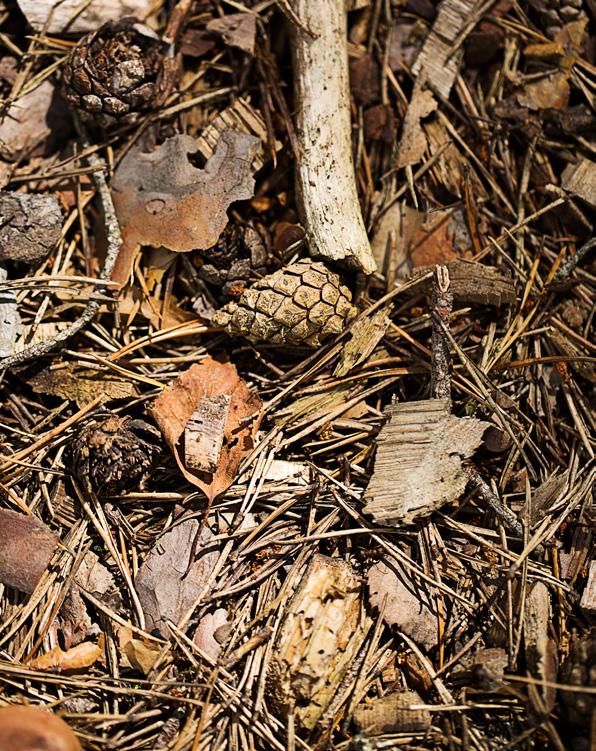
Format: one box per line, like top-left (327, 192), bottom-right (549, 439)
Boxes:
top-left (149, 357), bottom-right (262, 500)
top-left (29, 640), bottom-right (102, 672)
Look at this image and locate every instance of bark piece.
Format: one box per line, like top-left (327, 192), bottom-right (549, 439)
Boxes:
top-left (0, 705), bottom-right (81, 751)
top-left (397, 79), bottom-right (437, 169)
top-left (0, 80), bottom-right (69, 163)
top-left (516, 72), bottom-right (570, 111)
top-left (353, 690), bottom-right (431, 734)
top-left (111, 130), bottom-right (260, 285)
top-left (184, 394), bottom-right (230, 473)
top-left (0, 192), bottom-right (63, 264)
top-left (59, 587), bottom-right (98, 649)
top-left (17, 0), bottom-right (153, 33)
top-left (150, 358), bottom-right (262, 500)
top-left (28, 362), bottom-right (138, 408)
top-left (267, 554), bottom-right (371, 731)
top-left (0, 509), bottom-right (59, 593)
top-left (206, 13), bottom-right (256, 55)
top-left (561, 158), bottom-right (596, 207)
top-left (0, 265), bottom-right (21, 357)
top-left (363, 399), bottom-right (489, 526)
top-left (196, 98), bottom-right (273, 172)
top-left (367, 559), bottom-right (438, 650)
top-left (580, 561), bottom-right (596, 614)
top-left (135, 512), bottom-right (219, 637)
top-left (524, 582), bottom-right (557, 714)
top-left (291, 0), bottom-right (376, 274)
top-left (413, 260), bottom-right (516, 307)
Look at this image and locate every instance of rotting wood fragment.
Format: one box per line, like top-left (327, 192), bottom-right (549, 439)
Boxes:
top-left (267, 554), bottom-right (371, 731)
top-left (184, 394), bottom-right (230, 473)
top-left (413, 260), bottom-right (516, 307)
top-left (363, 398), bottom-right (489, 526)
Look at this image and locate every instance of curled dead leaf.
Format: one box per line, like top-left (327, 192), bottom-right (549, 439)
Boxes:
top-left (29, 639), bottom-right (103, 673)
top-left (149, 357), bottom-right (262, 499)
top-left (0, 509), bottom-right (59, 594)
top-left (111, 130), bottom-right (260, 285)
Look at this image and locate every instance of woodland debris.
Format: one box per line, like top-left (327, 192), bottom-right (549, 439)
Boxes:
top-left (267, 554), bottom-right (371, 731)
top-left (580, 561), bottom-right (596, 614)
top-left (291, 0), bottom-right (376, 274)
top-left (353, 689), bottom-right (431, 735)
top-left (0, 704), bottom-right (81, 751)
top-left (547, 328), bottom-right (596, 383)
top-left (184, 395), bottom-right (230, 474)
top-left (0, 509), bottom-right (59, 593)
top-left (193, 608), bottom-right (229, 661)
top-left (59, 587), bottom-right (98, 649)
top-left (561, 158), bottom-right (596, 207)
top-left (61, 17), bottom-right (174, 127)
top-left (74, 550), bottom-right (116, 597)
top-left (560, 629), bottom-right (595, 729)
top-left (0, 192), bottom-right (63, 264)
top-left (524, 582), bottom-right (557, 714)
top-left (116, 627), bottom-right (161, 674)
top-left (66, 413), bottom-right (161, 497)
top-left (111, 131), bottom-right (259, 285)
top-left (414, 261), bottom-right (516, 306)
top-left (334, 307), bottom-right (390, 376)
top-left (195, 98), bottom-right (273, 172)
top-left (213, 259), bottom-right (356, 347)
top-left (367, 559), bottom-right (438, 651)
top-left (29, 640), bottom-right (103, 673)
top-left (135, 512), bottom-right (219, 637)
top-left (516, 71), bottom-right (570, 111)
top-left (452, 647), bottom-right (508, 691)
top-left (363, 399), bottom-right (489, 526)
top-left (431, 265), bottom-right (453, 402)
top-left (0, 80), bottom-right (69, 165)
top-left (150, 358), bottom-right (261, 500)
top-left (397, 80), bottom-right (437, 169)
top-left (28, 363), bottom-right (139, 408)
top-left (206, 12), bottom-right (256, 55)
top-left (17, 0), bottom-right (154, 34)
top-left (0, 266), bottom-right (20, 358)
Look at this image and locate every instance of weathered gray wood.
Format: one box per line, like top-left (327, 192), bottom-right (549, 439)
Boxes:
top-left (363, 398), bottom-right (489, 525)
top-left (414, 260), bottom-right (517, 307)
top-left (184, 394), bottom-right (230, 473)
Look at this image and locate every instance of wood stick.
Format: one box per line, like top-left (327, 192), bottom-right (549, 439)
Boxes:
top-left (291, 0), bottom-right (376, 275)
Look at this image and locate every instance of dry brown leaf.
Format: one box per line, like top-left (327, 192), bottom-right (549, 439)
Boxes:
top-left (397, 80), bottom-right (436, 169)
top-left (29, 640), bottom-right (103, 673)
top-left (0, 509), bottom-right (59, 594)
top-left (150, 357), bottom-right (262, 499)
top-left (28, 363), bottom-right (138, 408)
top-left (118, 630), bottom-right (161, 675)
top-left (206, 12), bottom-right (256, 55)
top-left (367, 559), bottom-right (438, 651)
top-left (193, 608), bottom-right (229, 661)
top-left (111, 131), bottom-right (260, 285)
top-left (135, 510), bottom-right (219, 637)
top-left (59, 588), bottom-right (98, 649)
top-left (410, 209), bottom-right (472, 269)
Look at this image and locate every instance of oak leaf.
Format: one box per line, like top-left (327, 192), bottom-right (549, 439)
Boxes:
top-left (150, 357), bottom-right (261, 500)
top-left (111, 130), bottom-right (260, 285)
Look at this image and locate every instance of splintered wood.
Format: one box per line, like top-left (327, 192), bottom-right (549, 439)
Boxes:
top-left (363, 399), bottom-right (489, 525)
top-left (267, 554), bottom-right (371, 731)
top-left (184, 394), bottom-right (230, 473)
top-left (415, 260), bottom-right (517, 307)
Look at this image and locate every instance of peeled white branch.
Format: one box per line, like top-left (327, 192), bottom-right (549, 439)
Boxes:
top-left (291, 0), bottom-right (376, 275)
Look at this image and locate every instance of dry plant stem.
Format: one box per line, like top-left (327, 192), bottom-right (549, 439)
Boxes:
top-left (431, 264), bottom-right (453, 401)
top-left (291, 0), bottom-right (376, 275)
top-left (551, 236), bottom-right (595, 284)
top-left (0, 122), bottom-right (121, 371)
top-left (467, 472), bottom-right (524, 538)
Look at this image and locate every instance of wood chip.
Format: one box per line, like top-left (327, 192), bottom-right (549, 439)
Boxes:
top-left (363, 399), bottom-right (489, 526)
top-left (267, 554), bottom-right (371, 730)
top-left (0, 265), bottom-right (21, 358)
top-left (580, 561), bottom-right (596, 614)
top-left (334, 307), bottom-right (390, 376)
top-left (561, 158), bottom-right (596, 207)
top-left (353, 689), bottom-right (431, 734)
top-left (206, 12), bottom-right (256, 55)
top-left (524, 582), bottom-right (557, 713)
top-left (17, 0), bottom-right (154, 33)
top-left (413, 260), bottom-right (517, 307)
top-left (0, 192), bottom-right (63, 264)
top-left (184, 394), bottom-right (230, 473)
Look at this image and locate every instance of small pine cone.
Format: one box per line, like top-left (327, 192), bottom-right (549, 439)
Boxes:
top-left (527, 0), bottom-right (587, 36)
top-left (66, 413), bottom-right (161, 496)
top-left (62, 17), bottom-right (171, 126)
top-left (213, 259), bottom-right (356, 347)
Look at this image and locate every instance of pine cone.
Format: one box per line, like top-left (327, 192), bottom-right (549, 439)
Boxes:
top-left (62, 17), bottom-right (171, 126)
top-left (213, 259), bottom-right (356, 346)
top-left (527, 0), bottom-right (587, 36)
top-left (66, 413), bottom-right (161, 496)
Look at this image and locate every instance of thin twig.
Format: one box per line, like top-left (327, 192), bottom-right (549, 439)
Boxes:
top-left (431, 264), bottom-right (453, 402)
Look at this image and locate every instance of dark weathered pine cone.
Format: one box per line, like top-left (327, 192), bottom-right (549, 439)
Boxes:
top-left (66, 413), bottom-right (162, 496)
top-left (213, 259), bottom-right (356, 347)
top-left (194, 224), bottom-right (269, 299)
top-left (527, 0), bottom-right (587, 36)
top-left (61, 17), bottom-right (171, 126)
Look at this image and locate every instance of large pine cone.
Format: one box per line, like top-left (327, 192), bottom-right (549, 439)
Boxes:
top-left (66, 413), bottom-right (162, 496)
top-left (62, 17), bottom-right (171, 126)
top-left (213, 259), bottom-right (356, 347)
